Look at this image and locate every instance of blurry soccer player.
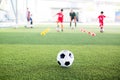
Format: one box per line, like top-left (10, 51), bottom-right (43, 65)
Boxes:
top-left (25, 8), bottom-right (31, 28)
top-left (56, 9), bottom-right (64, 32)
top-left (98, 11), bottom-right (106, 33)
top-left (27, 8), bottom-right (30, 24)
top-left (69, 9), bottom-right (77, 28)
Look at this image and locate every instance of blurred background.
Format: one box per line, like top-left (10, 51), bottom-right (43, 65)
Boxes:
top-left (0, 0), bottom-right (120, 25)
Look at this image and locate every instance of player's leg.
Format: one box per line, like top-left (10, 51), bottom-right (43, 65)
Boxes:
top-left (27, 17), bottom-right (31, 28)
top-left (101, 22), bottom-right (104, 32)
top-left (74, 18), bottom-right (77, 27)
top-left (70, 18), bottom-right (73, 27)
top-left (99, 21), bottom-right (102, 33)
top-left (30, 21), bottom-right (32, 28)
top-left (56, 21), bottom-right (59, 27)
top-left (56, 21), bottom-right (60, 32)
top-left (100, 27), bottom-right (103, 32)
top-left (60, 22), bottom-right (64, 32)
top-left (30, 19), bottom-right (33, 28)
top-left (100, 26), bottom-right (102, 33)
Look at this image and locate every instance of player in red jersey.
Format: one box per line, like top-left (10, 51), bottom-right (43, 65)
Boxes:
top-left (56, 9), bottom-right (64, 32)
top-left (98, 11), bottom-right (106, 33)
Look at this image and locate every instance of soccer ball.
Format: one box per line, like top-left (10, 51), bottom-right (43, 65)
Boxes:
top-left (57, 50), bottom-right (74, 67)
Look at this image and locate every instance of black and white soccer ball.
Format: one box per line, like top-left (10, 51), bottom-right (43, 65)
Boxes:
top-left (57, 50), bottom-right (74, 67)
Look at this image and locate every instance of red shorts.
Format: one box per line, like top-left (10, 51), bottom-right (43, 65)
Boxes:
top-left (99, 21), bottom-right (104, 27)
top-left (57, 18), bottom-right (63, 23)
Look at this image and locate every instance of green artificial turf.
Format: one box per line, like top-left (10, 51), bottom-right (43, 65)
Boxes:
top-left (0, 24), bottom-right (120, 80)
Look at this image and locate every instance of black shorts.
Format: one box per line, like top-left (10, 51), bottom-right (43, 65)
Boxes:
top-left (71, 17), bottom-right (76, 21)
top-left (71, 18), bottom-right (74, 20)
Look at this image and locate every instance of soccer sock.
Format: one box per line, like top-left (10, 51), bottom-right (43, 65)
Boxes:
top-left (70, 22), bottom-right (72, 27)
top-left (75, 22), bottom-right (76, 27)
top-left (61, 24), bottom-right (63, 31)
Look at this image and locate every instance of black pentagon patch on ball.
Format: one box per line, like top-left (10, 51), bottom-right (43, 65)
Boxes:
top-left (65, 61), bottom-right (70, 66)
top-left (60, 53), bottom-right (65, 58)
top-left (57, 61), bottom-right (61, 65)
top-left (69, 53), bottom-right (71, 57)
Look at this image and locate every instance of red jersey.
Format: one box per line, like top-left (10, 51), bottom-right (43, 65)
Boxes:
top-left (98, 14), bottom-right (106, 27)
top-left (98, 14), bottom-right (106, 22)
top-left (57, 12), bottom-right (64, 23)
